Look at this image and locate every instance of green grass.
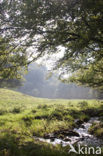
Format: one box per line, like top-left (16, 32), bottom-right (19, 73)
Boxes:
top-left (0, 88), bottom-right (103, 156)
top-left (89, 120), bottom-right (103, 139)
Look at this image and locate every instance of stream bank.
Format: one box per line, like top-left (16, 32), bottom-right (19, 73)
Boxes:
top-left (34, 117), bottom-right (103, 147)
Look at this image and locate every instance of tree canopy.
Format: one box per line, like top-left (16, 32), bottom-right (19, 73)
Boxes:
top-left (0, 37), bottom-right (27, 80)
top-left (0, 0), bottom-right (103, 89)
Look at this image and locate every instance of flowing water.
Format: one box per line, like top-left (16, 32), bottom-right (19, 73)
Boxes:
top-left (34, 117), bottom-right (103, 147)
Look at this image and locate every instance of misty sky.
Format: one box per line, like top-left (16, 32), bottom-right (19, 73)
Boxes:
top-left (15, 63), bottom-right (99, 99)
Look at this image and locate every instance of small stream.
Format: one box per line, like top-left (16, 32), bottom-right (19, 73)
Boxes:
top-left (34, 117), bottom-right (103, 147)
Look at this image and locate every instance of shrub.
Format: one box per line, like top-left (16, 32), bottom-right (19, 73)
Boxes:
top-left (12, 108), bottom-right (21, 113)
top-left (32, 109), bottom-right (37, 113)
top-left (78, 101), bottom-right (88, 108)
top-left (0, 109), bottom-right (7, 115)
top-left (37, 104), bottom-right (48, 109)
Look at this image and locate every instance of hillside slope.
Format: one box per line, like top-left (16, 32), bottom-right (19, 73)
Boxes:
top-left (0, 88), bottom-right (50, 112)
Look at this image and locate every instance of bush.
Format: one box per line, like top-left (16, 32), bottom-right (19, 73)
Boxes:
top-left (78, 101), bottom-right (88, 108)
top-left (0, 109), bottom-right (7, 115)
top-left (32, 109), bottom-right (37, 113)
top-left (12, 108), bottom-right (21, 114)
top-left (37, 104), bottom-right (48, 109)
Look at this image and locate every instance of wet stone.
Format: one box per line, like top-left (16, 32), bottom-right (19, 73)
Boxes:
top-left (44, 133), bottom-right (55, 139)
top-left (81, 124), bottom-right (85, 128)
top-left (75, 119), bottom-right (83, 126)
top-left (63, 137), bottom-right (71, 142)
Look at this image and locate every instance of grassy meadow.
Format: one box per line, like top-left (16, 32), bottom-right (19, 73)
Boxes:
top-left (0, 88), bottom-right (103, 156)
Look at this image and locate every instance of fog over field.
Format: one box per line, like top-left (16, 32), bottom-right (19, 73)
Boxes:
top-left (12, 63), bottom-right (100, 99)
